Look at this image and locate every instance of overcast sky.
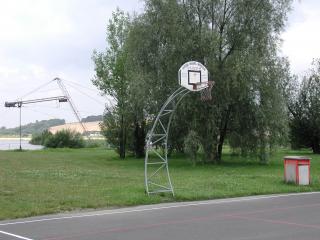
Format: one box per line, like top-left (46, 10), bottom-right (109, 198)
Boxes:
top-left (0, 0), bottom-right (319, 128)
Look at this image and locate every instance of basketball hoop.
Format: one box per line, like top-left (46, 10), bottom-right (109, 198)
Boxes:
top-left (200, 81), bottom-right (214, 101)
top-left (189, 81), bottom-right (214, 101)
top-left (145, 61), bottom-right (215, 196)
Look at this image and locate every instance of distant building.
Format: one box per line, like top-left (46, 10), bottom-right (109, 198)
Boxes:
top-left (48, 121), bottom-right (102, 136)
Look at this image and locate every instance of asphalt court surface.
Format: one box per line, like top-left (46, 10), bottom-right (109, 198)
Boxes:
top-left (1, 192), bottom-right (320, 240)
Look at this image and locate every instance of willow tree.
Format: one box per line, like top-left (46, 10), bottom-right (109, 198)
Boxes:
top-left (290, 59), bottom-right (320, 153)
top-left (92, 9), bottom-right (130, 158)
top-left (126, 0), bottom-right (292, 163)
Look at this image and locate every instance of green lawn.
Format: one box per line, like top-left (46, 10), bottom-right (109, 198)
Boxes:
top-left (0, 147), bottom-right (319, 220)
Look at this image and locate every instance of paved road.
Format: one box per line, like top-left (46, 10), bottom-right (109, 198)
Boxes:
top-left (1, 192), bottom-right (320, 240)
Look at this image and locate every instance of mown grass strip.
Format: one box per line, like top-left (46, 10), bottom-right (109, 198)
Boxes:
top-left (0, 148), bottom-right (318, 220)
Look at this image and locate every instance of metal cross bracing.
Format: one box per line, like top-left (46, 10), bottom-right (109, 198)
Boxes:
top-left (55, 78), bottom-right (88, 136)
top-left (145, 87), bottom-right (190, 196)
top-left (5, 96), bottom-right (69, 150)
top-left (4, 78), bottom-right (90, 150)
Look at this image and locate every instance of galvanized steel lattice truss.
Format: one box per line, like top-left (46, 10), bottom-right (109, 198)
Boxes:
top-left (145, 87), bottom-right (190, 196)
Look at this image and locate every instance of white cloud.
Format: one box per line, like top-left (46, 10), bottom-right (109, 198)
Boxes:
top-left (3, 0), bottom-right (318, 128)
top-left (0, 0), bottom-right (73, 43)
top-left (0, 0), bottom-right (143, 127)
top-left (281, 0), bottom-right (320, 76)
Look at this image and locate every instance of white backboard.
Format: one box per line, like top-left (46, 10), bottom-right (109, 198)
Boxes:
top-left (178, 61), bottom-right (209, 91)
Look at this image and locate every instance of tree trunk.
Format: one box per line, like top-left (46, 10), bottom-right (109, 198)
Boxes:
top-left (215, 108), bottom-right (231, 163)
top-left (312, 138), bottom-right (320, 154)
top-left (134, 120), bottom-right (146, 158)
top-left (259, 136), bottom-right (268, 164)
top-left (215, 128), bottom-right (226, 163)
top-left (202, 140), bottom-right (215, 163)
top-left (119, 114), bottom-right (126, 159)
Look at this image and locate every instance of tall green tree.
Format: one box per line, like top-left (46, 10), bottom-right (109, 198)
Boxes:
top-left (126, 0), bottom-right (292, 163)
top-left (290, 59), bottom-right (320, 153)
top-left (92, 8), bottom-right (130, 158)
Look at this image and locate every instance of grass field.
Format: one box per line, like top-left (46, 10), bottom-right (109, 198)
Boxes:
top-left (0, 147), bottom-right (319, 220)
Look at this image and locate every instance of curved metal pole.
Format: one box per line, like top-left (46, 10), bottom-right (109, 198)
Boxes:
top-left (145, 87), bottom-right (190, 196)
top-left (164, 90), bottom-right (190, 195)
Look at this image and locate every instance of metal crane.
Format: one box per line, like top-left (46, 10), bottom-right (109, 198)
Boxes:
top-left (5, 96), bottom-right (68, 150)
top-left (54, 78), bottom-right (88, 136)
top-left (4, 77), bottom-right (89, 150)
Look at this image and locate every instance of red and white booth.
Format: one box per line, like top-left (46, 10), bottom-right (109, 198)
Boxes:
top-left (284, 156), bottom-right (311, 185)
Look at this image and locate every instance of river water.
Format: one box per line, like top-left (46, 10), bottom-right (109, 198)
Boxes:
top-left (0, 139), bottom-right (43, 150)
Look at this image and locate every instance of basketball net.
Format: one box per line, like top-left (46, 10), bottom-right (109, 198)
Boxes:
top-left (200, 81), bottom-right (214, 101)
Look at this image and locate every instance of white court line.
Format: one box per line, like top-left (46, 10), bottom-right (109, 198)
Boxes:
top-left (0, 230), bottom-right (34, 240)
top-left (0, 192), bottom-right (319, 227)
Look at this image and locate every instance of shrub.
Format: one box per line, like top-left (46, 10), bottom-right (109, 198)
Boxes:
top-left (184, 130), bottom-right (201, 166)
top-left (30, 133), bottom-right (42, 145)
top-left (30, 130), bottom-right (52, 145)
top-left (31, 129), bottom-right (85, 148)
top-left (85, 140), bottom-right (104, 148)
top-left (44, 129), bottom-right (85, 148)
